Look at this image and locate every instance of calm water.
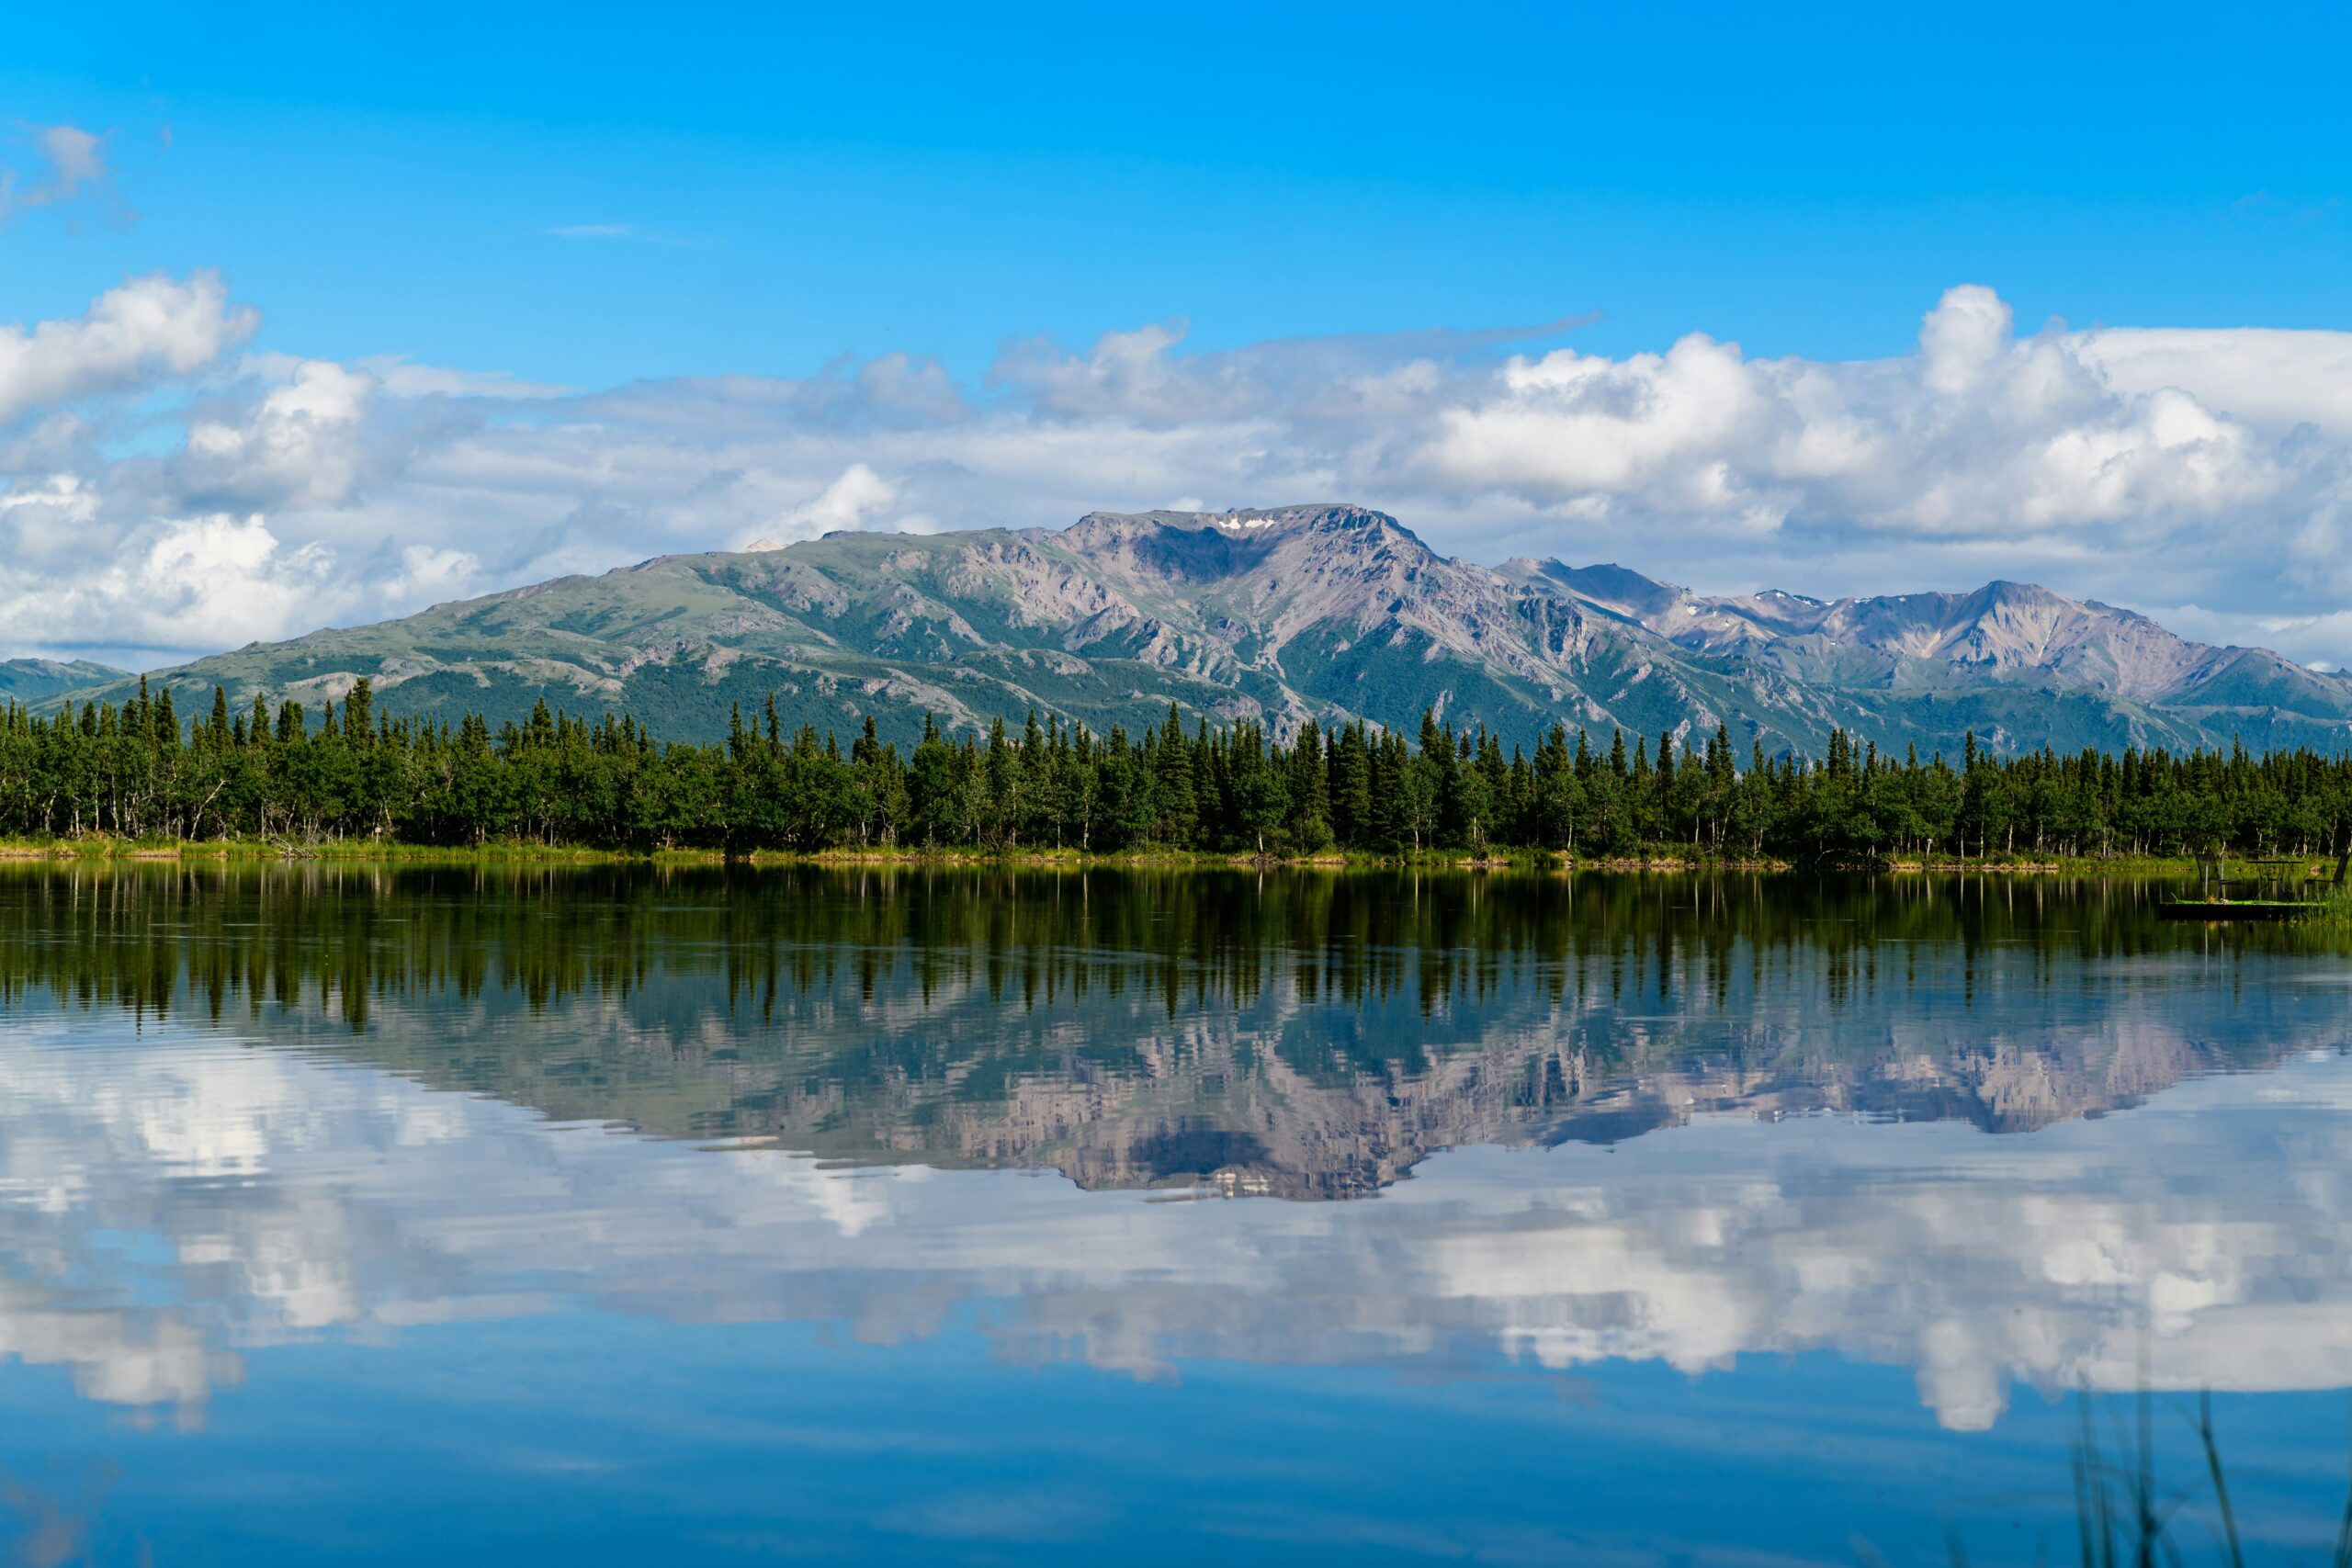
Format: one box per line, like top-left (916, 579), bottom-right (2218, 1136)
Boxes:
top-left (2, 865), bottom-right (2350, 1564)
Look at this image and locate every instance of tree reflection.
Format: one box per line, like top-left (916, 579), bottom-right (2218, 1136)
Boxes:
top-left (0, 864), bottom-right (2331, 1198)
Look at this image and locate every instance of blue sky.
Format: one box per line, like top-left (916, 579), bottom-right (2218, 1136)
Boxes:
top-left (7, 0), bottom-right (2348, 387)
top-left (3, 1), bottom-right (2351, 667)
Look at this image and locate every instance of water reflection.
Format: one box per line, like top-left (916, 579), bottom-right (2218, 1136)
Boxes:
top-left (0, 863), bottom-right (2345, 1449)
top-left (0, 864), bottom-right (2331, 1196)
top-left (2, 1016), bottom-right (2350, 1436)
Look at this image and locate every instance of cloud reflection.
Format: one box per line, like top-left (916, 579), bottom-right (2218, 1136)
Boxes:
top-left (0, 1015), bottom-right (2346, 1432)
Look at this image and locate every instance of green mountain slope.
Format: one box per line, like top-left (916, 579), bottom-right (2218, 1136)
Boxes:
top-left (0, 658), bottom-right (129, 705)
top-left (45, 504), bottom-right (2352, 757)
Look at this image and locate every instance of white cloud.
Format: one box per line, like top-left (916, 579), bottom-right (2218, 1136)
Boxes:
top-left (387, 543), bottom-right (481, 607)
top-left (753, 461), bottom-right (902, 547)
top-left (181, 358), bottom-right (377, 509)
top-left (0, 470), bottom-right (101, 569)
top-left (0, 513), bottom-right (335, 658)
top-left (1917, 280), bottom-right (2014, 395)
top-left (10, 274), bottom-right (2352, 667)
top-left (0, 508), bottom-right (476, 666)
top-left (1419, 286), bottom-right (2299, 543)
top-left (2073, 326), bottom-right (2352, 440)
top-left (238, 351), bottom-right (569, 401)
top-left (1427, 332), bottom-right (1776, 506)
top-left (0, 272), bottom-right (256, 427)
top-left (997, 321), bottom-right (1205, 420)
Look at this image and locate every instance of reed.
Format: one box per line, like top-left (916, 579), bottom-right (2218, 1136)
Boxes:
top-left (1905, 1389), bottom-right (2352, 1567)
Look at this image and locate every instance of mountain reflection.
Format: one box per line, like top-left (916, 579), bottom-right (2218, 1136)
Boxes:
top-left (0, 864), bottom-right (2331, 1197)
top-left (1, 864), bottom-right (2347, 1435)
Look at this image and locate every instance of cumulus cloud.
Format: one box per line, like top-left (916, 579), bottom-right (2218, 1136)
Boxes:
top-left (2075, 325), bottom-right (2352, 440)
top-left (746, 462), bottom-right (903, 547)
top-left (7, 274), bottom-right (2352, 667)
top-left (0, 272), bottom-right (256, 428)
top-left (0, 470), bottom-right (102, 570)
top-left (1418, 286), bottom-right (2305, 549)
top-left (0, 504), bottom-right (482, 663)
top-left (179, 358), bottom-right (378, 509)
top-left (0, 513), bottom-right (333, 658)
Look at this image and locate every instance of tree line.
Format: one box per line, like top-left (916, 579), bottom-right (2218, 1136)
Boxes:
top-left (4, 676), bottom-right (2350, 860)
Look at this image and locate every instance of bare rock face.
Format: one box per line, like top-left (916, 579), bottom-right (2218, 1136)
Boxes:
top-left (47, 503), bottom-right (2352, 755)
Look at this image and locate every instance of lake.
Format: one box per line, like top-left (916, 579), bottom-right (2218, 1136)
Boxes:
top-left (1, 863), bottom-right (2348, 1564)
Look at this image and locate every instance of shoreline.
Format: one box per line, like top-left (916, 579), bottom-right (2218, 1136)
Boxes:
top-left (0, 839), bottom-right (2236, 875)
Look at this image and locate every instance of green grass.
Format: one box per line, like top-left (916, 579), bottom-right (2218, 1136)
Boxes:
top-left (0, 834), bottom-right (2317, 880)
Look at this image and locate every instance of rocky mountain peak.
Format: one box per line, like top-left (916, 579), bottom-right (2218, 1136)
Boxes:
top-left (1056, 502), bottom-right (1408, 548)
top-left (1511, 560), bottom-right (1692, 625)
top-left (1041, 502), bottom-right (1440, 594)
top-left (1506, 561), bottom-right (2254, 703)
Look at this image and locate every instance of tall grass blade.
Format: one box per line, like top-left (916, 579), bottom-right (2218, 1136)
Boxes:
top-left (2333, 1406), bottom-right (2352, 1568)
top-left (2193, 1390), bottom-right (2245, 1568)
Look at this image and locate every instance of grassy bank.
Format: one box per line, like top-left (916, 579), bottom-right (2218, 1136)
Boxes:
top-left (0, 837), bottom-right (666, 865)
top-left (0, 836), bottom-right (2268, 876)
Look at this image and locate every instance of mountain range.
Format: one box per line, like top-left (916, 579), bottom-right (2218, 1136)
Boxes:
top-left (0, 657), bottom-right (130, 705)
top-left (38, 503), bottom-right (2352, 757)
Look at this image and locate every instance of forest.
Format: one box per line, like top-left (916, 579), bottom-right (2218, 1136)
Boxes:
top-left (5, 676), bottom-right (2351, 860)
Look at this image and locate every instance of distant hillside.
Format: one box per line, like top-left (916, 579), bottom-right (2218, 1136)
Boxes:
top-left (41, 504), bottom-right (2352, 756)
top-left (0, 658), bottom-right (128, 705)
